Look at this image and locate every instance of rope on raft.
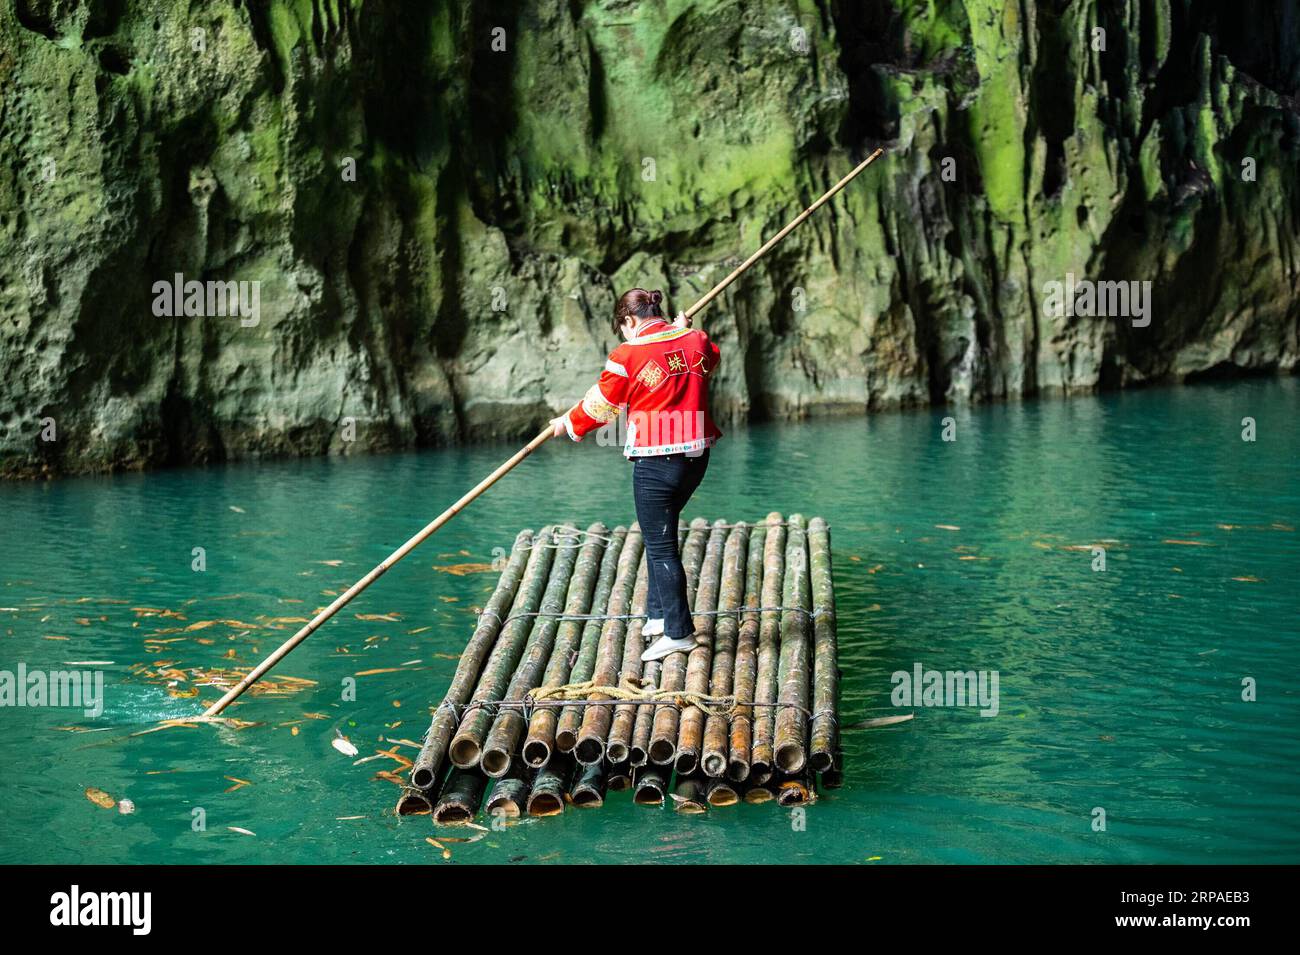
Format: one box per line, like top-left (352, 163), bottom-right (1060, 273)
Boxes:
top-left (434, 678), bottom-right (836, 724)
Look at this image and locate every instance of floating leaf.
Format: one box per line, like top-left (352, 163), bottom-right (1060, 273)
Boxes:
top-left (355, 613), bottom-right (401, 622)
top-left (844, 713), bottom-right (915, 730)
top-left (227, 826), bottom-right (255, 836)
top-left (85, 787), bottom-right (116, 809)
top-left (433, 563), bottom-right (496, 576)
top-left (332, 733), bottom-right (359, 757)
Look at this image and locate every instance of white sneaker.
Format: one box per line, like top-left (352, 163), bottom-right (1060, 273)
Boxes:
top-left (641, 635), bottom-right (696, 662)
top-left (643, 618), bottom-right (664, 638)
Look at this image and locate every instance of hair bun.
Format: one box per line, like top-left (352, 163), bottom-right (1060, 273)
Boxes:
top-left (649, 290), bottom-right (662, 306)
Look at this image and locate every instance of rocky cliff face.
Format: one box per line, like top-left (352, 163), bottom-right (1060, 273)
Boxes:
top-left (2, 0), bottom-right (1297, 476)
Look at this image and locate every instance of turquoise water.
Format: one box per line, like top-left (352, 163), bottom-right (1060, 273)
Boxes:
top-left (1, 379), bottom-right (1297, 864)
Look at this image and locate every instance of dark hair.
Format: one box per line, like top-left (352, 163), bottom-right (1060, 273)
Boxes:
top-left (613, 288), bottom-right (663, 335)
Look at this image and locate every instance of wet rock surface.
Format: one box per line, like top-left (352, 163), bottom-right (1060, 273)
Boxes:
top-left (2, 0), bottom-right (1297, 476)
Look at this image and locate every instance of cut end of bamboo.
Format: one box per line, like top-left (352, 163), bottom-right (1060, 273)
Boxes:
top-left (527, 793), bottom-right (565, 817)
top-left (674, 750), bottom-right (699, 776)
top-left (574, 736), bottom-right (605, 766)
top-left (706, 782), bottom-right (740, 807)
top-left (433, 804), bottom-right (475, 825)
top-left (449, 737), bottom-right (481, 769)
top-left (480, 748), bottom-right (512, 778)
top-left (522, 739), bottom-right (551, 768)
top-left (395, 789), bottom-right (433, 816)
top-left (701, 753), bottom-right (727, 778)
top-left (648, 739), bottom-right (675, 765)
top-left (606, 740), bottom-right (629, 764)
top-left (409, 766), bottom-right (437, 790)
top-left (808, 751), bottom-right (834, 774)
top-left (775, 742), bottom-right (806, 775)
top-left (571, 788), bottom-right (605, 809)
top-left (726, 757), bottom-right (750, 783)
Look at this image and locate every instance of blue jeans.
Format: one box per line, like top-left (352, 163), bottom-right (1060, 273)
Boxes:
top-left (632, 449), bottom-right (710, 639)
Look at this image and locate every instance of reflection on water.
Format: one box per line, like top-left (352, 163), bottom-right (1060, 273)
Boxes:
top-left (0, 378), bottom-right (1297, 864)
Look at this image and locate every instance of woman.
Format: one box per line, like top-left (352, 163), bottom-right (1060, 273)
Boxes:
top-left (551, 288), bottom-right (721, 662)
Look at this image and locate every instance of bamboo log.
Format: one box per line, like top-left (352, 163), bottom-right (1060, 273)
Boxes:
top-left (448, 528), bottom-right (557, 768)
top-left (807, 517), bottom-right (838, 773)
top-left (432, 768), bottom-right (488, 825)
top-left (700, 522), bottom-right (749, 777)
top-left (527, 756), bottom-right (574, 817)
top-left (673, 773), bottom-right (708, 814)
top-left (485, 766), bottom-right (530, 819)
top-left (480, 524), bottom-right (583, 777)
top-left (395, 787), bottom-right (434, 816)
top-left (776, 769), bottom-right (814, 807)
top-left (570, 761), bottom-right (609, 808)
top-left (518, 522), bottom-right (609, 768)
top-left (821, 742), bottom-right (845, 790)
top-left (751, 512), bottom-right (787, 781)
top-left (705, 777), bottom-right (740, 807)
top-left (743, 780), bottom-right (775, 804)
top-left (605, 553), bottom-right (649, 764)
top-left (773, 514), bottom-right (811, 774)
top-left (574, 524), bottom-right (645, 764)
top-left (648, 517), bottom-right (717, 766)
top-left (727, 521), bottom-right (767, 781)
top-left (607, 762), bottom-right (633, 792)
top-left (628, 523), bottom-right (688, 765)
top-left (673, 519), bottom-right (730, 774)
top-left (554, 528), bottom-right (628, 753)
top-left (409, 528), bottom-right (533, 789)
top-left (632, 764), bottom-right (670, 807)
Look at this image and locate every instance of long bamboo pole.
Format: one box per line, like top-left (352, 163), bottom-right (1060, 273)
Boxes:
top-left (201, 149), bottom-right (883, 716)
top-left (432, 768), bottom-right (488, 825)
top-left (485, 764), bottom-right (530, 819)
top-left (554, 528), bottom-right (628, 753)
top-left (409, 528), bottom-right (534, 789)
top-left (700, 521), bottom-right (749, 777)
top-left (680, 148), bottom-right (885, 322)
top-left (773, 514), bottom-right (812, 774)
top-left (521, 523), bottom-right (613, 767)
top-left (807, 517), bottom-right (838, 773)
top-left (479, 524), bottom-right (582, 776)
top-left (750, 512), bottom-right (787, 782)
top-left (668, 519), bottom-right (729, 774)
top-left (203, 428), bottom-right (555, 716)
top-left (605, 553), bottom-right (650, 764)
top-left (574, 524), bottom-right (645, 764)
top-left (727, 521), bottom-right (768, 781)
top-left (527, 756), bottom-right (574, 817)
top-left (648, 518), bottom-right (716, 766)
top-left (448, 529), bottom-right (557, 768)
top-left (628, 524), bottom-right (687, 765)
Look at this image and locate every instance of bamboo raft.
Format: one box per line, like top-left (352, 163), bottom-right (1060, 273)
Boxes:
top-left (397, 513), bottom-right (840, 821)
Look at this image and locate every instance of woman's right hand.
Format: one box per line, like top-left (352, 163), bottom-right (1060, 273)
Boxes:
top-left (550, 415), bottom-right (569, 439)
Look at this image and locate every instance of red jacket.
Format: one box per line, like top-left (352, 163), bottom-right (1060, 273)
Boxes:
top-left (566, 320), bottom-right (722, 456)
